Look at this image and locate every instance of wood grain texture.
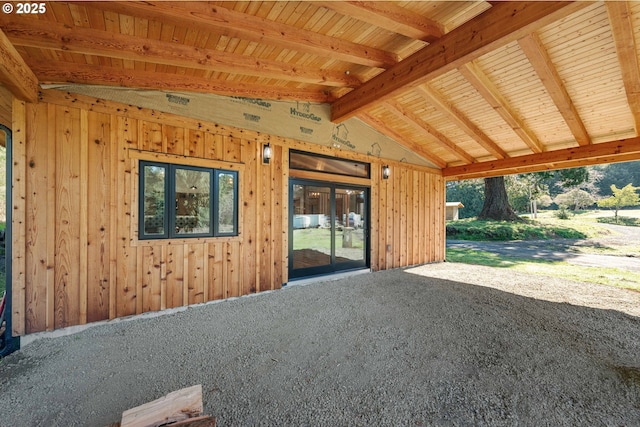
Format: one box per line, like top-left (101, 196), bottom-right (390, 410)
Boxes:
top-left (13, 93), bottom-right (445, 334)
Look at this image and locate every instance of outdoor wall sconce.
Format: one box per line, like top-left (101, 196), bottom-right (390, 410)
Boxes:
top-left (262, 143), bottom-right (272, 164)
top-left (382, 165), bottom-right (390, 179)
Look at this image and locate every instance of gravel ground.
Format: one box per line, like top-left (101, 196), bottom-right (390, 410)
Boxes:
top-left (1, 263), bottom-right (639, 426)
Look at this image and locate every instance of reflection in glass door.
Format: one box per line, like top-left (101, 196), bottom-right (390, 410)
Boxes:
top-left (291, 184), bottom-right (332, 271)
top-left (335, 187), bottom-right (366, 266)
top-left (290, 180), bottom-right (369, 279)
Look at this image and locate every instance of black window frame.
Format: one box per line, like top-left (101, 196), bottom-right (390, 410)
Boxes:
top-left (139, 161), bottom-right (239, 240)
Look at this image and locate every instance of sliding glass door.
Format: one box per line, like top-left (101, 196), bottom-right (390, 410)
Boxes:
top-left (289, 179), bottom-right (369, 279)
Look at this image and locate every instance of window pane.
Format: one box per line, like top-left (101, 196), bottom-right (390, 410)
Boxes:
top-left (142, 165), bottom-right (166, 237)
top-left (217, 172), bottom-right (237, 234)
top-left (290, 150), bottom-right (370, 178)
top-left (175, 167), bottom-right (211, 235)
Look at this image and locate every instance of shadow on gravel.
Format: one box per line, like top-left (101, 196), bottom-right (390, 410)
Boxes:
top-left (0, 267), bottom-right (639, 426)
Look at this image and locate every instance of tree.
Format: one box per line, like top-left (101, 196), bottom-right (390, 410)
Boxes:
top-left (554, 189), bottom-right (595, 211)
top-left (478, 176), bottom-right (521, 221)
top-left (595, 161), bottom-right (640, 195)
top-left (479, 168), bottom-right (590, 222)
top-left (596, 184), bottom-right (640, 224)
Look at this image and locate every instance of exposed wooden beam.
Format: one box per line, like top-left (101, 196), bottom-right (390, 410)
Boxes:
top-left (606, 1), bottom-right (640, 133)
top-left (331, 1), bottom-right (588, 122)
top-left (518, 33), bottom-right (591, 146)
top-left (0, 28), bottom-right (38, 102)
top-left (0, 16), bottom-right (361, 89)
top-left (317, 1), bottom-right (444, 43)
top-left (0, 85), bottom-right (11, 130)
top-left (28, 60), bottom-right (333, 102)
top-left (416, 85), bottom-right (507, 160)
top-left (384, 100), bottom-right (476, 164)
top-left (83, 1), bottom-right (398, 68)
top-left (459, 62), bottom-right (544, 154)
top-left (358, 112), bottom-right (446, 169)
top-left (443, 137), bottom-right (640, 181)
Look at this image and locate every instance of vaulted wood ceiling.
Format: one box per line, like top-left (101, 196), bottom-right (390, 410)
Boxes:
top-left (1, 1), bottom-right (640, 179)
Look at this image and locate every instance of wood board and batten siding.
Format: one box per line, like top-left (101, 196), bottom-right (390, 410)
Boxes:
top-left (11, 90), bottom-right (445, 336)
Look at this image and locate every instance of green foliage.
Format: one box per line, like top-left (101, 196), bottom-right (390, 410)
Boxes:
top-left (597, 183), bottom-right (640, 223)
top-left (556, 167), bottom-right (590, 188)
top-left (554, 189), bottom-right (595, 211)
top-left (596, 216), bottom-right (640, 227)
top-left (555, 207), bottom-right (571, 220)
top-left (598, 184), bottom-right (640, 209)
top-left (594, 161), bottom-right (640, 195)
top-left (446, 218), bottom-right (586, 241)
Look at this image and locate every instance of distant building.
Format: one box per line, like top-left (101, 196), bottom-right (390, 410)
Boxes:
top-left (446, 202), bottom-right (464, 220)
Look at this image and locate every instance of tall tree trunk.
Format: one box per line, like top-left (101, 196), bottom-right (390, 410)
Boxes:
top-left (478, 176), bottom-right (521, 221)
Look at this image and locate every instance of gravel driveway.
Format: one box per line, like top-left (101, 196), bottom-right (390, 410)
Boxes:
top-left (0, 264), bottom-right (639, 426)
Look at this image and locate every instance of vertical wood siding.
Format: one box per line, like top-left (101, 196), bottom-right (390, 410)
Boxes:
top-left (371, 167), bottom-right (445, 272)
top-left (12, 91), bottom-right (444, 335)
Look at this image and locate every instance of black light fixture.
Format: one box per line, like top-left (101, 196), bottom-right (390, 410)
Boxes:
top-left (382, 165), bottom-right (390, 179)
top-left (262, 143), bottom-right (272, 164)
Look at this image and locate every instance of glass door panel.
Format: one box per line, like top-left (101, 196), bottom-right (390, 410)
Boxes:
top-left (335, 188), bottom-right (366, 265)
top-left (291, 184), bottom-right (332, 271)
top-left (290, 179), bottom-right (369, 279)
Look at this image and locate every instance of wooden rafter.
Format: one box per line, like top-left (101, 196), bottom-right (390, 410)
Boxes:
top-left (384, 100), bottom-right (476, 165)
top-left (0, 28), bottom-right (38, 102)
top-left (28, 60), bottom-right (334, 102)
top-left (331, 1), bottom-right (589, 122)
top-left (317, 1), bottom-right (444, 43)
top-left (517, 33), bottom-right (591, 146)
top-left (378, 102), bottom-right (447, 168)
top-left (84, 1), bottom-right (398, 68)
top-left (459, 62), bottom-right (544, 154)
top-left (358, 112), bottom-right (446, 168)
top-left (606, 1), bottom-right (640, 133)
top-left (444, 137), bottom-right (640, 181)
top-left (416, 85), bottom-right (507, 160)
top-left (1, 17), bottom-right (361, 89)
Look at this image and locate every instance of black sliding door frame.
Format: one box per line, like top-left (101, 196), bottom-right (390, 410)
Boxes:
top-left (289, 178), bottom-right (370, 280)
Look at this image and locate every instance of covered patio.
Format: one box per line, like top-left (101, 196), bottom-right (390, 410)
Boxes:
top-left (1, 263), bottom-right (639, 425)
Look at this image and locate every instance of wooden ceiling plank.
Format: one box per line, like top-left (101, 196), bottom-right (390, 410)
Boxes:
top-left (376, 103), bottom-right (448, 168)
top-left (2, 17), bottom-right (360, 89)
top-left (28, 60), bottom-right (333, 103)
top-left (443, 136), bottom-right (640, 180)
top-left (606, 1), bottom-right (640, 133)
top-left (82, 1), bottom-right (398, 68)
top-left (0, 28), bottom-right (38, 102)
top-left (385, 100), bottom-right (476, 165)
top-left (317, 1), bottom-right (444, 43)
top-left (517, 32), bottom-right (591, 146)
top-left (417, 85), bottom-right (507, 160)
top-left (359, 112), bottom-right (446, 168)
top-left (459, 62), bottom-right (544, 154)
top-left (331, 1), bottom-right (589, 122)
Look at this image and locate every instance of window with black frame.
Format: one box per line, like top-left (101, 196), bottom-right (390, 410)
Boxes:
top-left (139, 161), bottom-right (238, 239)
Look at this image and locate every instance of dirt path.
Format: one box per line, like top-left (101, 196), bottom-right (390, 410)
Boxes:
top-left (447, 223), bottom-right (640, 272)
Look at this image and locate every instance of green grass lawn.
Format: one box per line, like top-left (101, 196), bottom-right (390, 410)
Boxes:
top-left (446, 210), bottom-right (640, 291)
top-left (446, 217), bottom-right (605, 241)
top-left (446, 248), bottom-right (640, 291)
top-left (292, 227), bottom-right (364, 250)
